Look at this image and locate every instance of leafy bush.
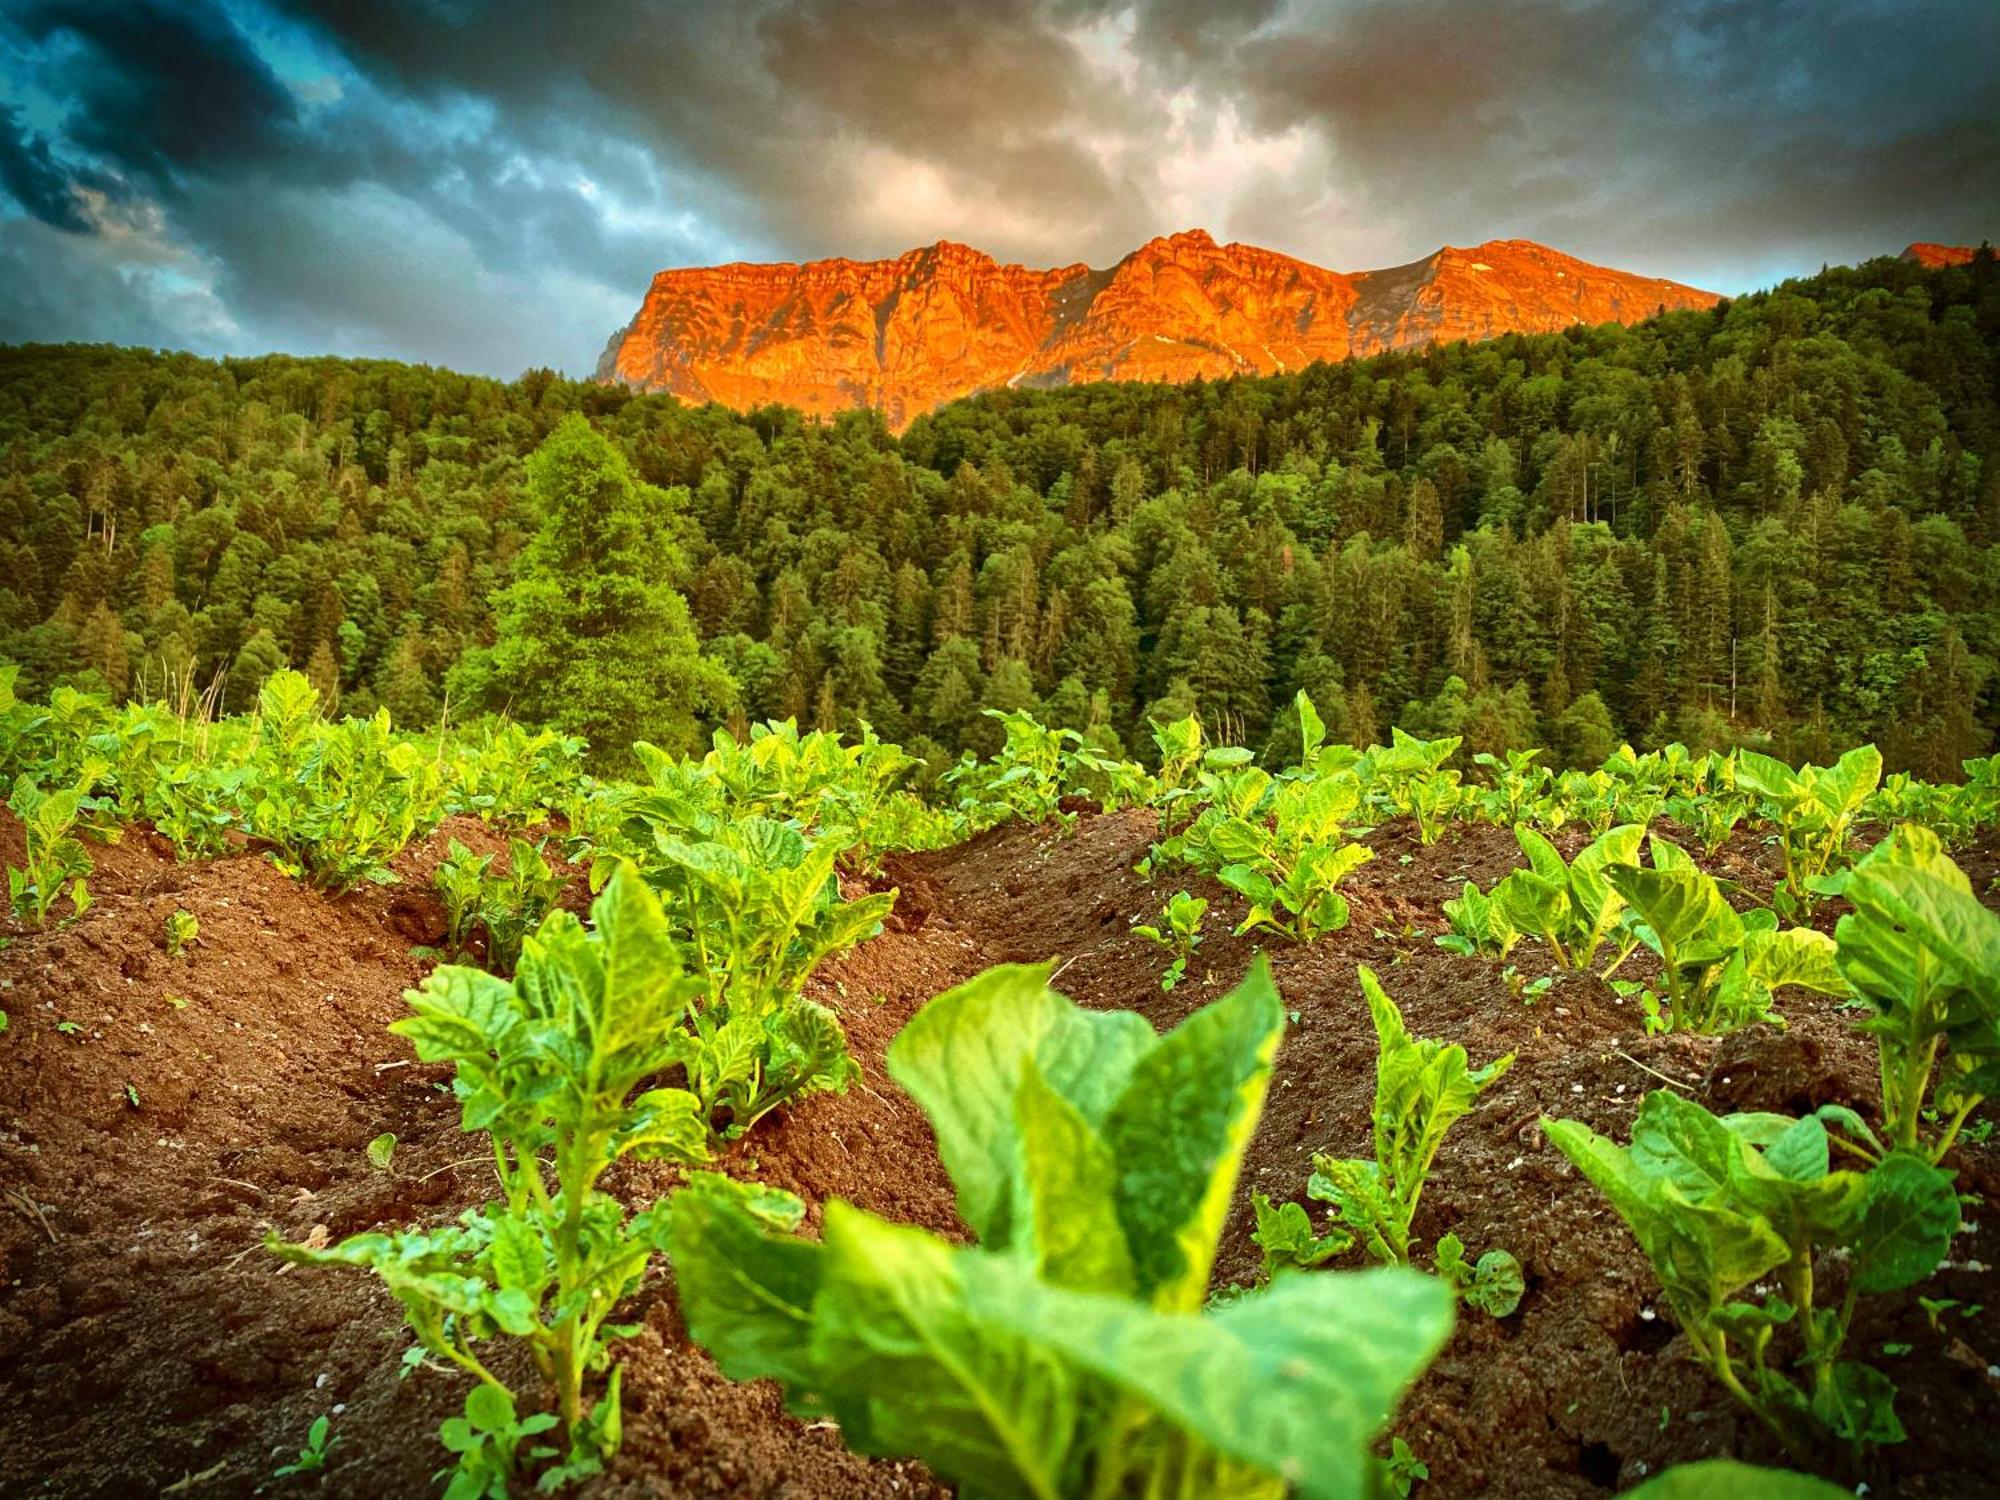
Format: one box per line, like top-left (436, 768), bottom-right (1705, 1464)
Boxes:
top-left (1159, 769), bottom-right (1374, 943)
top-left (1608, 839), bottom-right (1845, 1034)
top-left (1308, 967), bottom-right (1514, 1265)
top-left (1471, 747), bottom-right (1550, 825)
top-left (244, 672), bottom-right (445, 892)
top-left (665, 960), bottom-right (1454, 1499)
top-left (1549, 1092), bottom-right (1959, 1466)
top-left (945, 709), bottom-right (1083, 826)
top-left (1815, 824), bottom-right (2000, 1162)
top-left (272, 867), bottom-right (711, 1495)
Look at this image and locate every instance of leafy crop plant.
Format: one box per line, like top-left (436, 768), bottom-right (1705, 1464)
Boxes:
top-left (1548, 1092), bottom-right (1959, 1469)
top-left (1734, 743), bottom-right (1881, 915)
top-left (1608, 838), bottom-right (1846, 1034)
top-left (666, 959), bottom-right (1453, 1500)
top-left (273, 867), bottom-right (711, 1496)
top-left (1307, 966), bottom-right (1514, 1268)
top-left (1814, 823), bottom-right (2000, 1163)
top-left (6, 771), bottom-right (97, 926)
top-left (1131, 889), bottom-right (1206, 990)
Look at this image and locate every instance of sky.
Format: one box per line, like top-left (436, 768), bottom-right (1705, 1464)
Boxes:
top-left (2, 0), bottom-right (1996, 379)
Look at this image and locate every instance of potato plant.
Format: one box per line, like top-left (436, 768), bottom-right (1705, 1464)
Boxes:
top-left (1548, 1092), bottom-right (1959, 1467)
top-left (1814, 824), bottom-right (2000, 1162)
top-left (1357, 729), bottom-right (1467, 842)
top-left (1734, 743), bottom-right (1882, 915)
top-left (1309, 966), bottom-right (1514, 1266)
top-left (1609, 838), bottom-right (1846, 1034)
top-left (1437, 823), bottom-right (1645, 970)
top-left (635, 816), bottom-right (893, 1136)
top-left (243, 672), bottom-right (446, 892)
top-left (665, 960), bottom-right (1455, 1499)
top-left (273, 867), bottom-right (711, 1496)
top-left (1131, 888), bottom-right (1206, 990)
top-left (433, 837), bottom-right (566, 974)
top-left (6, 772), bottom-right (95, 927)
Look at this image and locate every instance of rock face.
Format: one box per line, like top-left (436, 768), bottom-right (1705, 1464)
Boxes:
top-left (1900, 242), bottom-right (1985, 268)
top-left (599, 230), bottom-right (1719, 427)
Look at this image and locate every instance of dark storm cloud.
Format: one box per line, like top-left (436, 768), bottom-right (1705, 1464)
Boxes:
top-left (0, 0), bottom-right (1993, 376)
top-left (1211, 0), bottom-right (2000, 276)
top-left (0, 105), bottom-right (97, 231)
top-left (6, 0), bottom-right (299, 178)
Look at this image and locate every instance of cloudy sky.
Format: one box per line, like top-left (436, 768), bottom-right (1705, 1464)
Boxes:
top-left (3, 0), bottom-right (1995, 378)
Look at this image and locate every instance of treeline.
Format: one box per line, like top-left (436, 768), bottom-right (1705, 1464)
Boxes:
top-left (1, 249), bottom-right (1996, 776)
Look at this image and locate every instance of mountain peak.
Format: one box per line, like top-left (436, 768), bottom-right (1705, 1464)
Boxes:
top-left (600, 233), bottom-right (1721, 427)
top-left (1901, 241), bottom-right (1986, 268)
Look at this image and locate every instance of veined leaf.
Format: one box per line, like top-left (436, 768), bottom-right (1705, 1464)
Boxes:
top-left (1102, 958), bottom-right (1284, 1310)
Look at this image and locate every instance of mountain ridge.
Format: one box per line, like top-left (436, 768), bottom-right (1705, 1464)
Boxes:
top-left (597, 230), bottom-right (1720, 427)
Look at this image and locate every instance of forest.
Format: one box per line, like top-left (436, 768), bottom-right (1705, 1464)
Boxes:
top-left (1, 249), bottom-right (1994, 779)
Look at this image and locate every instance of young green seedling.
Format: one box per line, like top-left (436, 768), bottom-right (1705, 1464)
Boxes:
top-left (1308, 967), bottom-right (1514, 1265)
top-left (274, 1414), bottom-right (337, 1478)
top-left (1132, 889), bottom-right (1207, 990)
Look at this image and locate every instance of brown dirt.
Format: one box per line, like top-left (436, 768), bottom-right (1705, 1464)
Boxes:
top-left (1, 808), bottom-right (1995, 1498)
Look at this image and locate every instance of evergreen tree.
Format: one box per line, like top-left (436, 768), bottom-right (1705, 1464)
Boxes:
top-left (477, 416), bottom-right (734, 767)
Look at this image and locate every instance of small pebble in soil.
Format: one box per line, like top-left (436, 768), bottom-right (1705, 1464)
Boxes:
top-left (1640, 1307), bottom-right (1657, 1321)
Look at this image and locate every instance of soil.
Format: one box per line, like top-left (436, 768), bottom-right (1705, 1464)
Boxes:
top-left (2, 808), bottom-right (1996, 1498)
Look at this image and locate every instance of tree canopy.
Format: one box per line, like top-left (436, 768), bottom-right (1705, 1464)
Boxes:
top-left (1, 248), bottom-right (1994, 774)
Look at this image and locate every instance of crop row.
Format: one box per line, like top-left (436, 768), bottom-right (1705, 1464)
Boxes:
top-left (2, 668), bottom-right (1995, 1495)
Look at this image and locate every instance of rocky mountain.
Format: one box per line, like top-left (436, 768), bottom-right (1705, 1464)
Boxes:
top-left (597, 230), bottom-right (1719, 427)
top-left (1900, 241), bottom-right (1986, 268)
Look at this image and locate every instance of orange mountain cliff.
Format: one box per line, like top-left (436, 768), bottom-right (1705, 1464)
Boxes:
top-left (1900, 241), bottom-right (1989, 268)
top-left (597, 230), bottom-right (1720, 427)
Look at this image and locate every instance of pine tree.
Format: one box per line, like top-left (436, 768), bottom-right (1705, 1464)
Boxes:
top-left (482, 416), bottom-right (733, 768)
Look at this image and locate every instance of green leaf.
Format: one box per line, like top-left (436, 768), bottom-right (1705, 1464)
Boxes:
top-left (1608, 864), bottom-right (1741, 967)
top-left (1811, 1359), bottom-right (1904, 1445)
top-left (974, 1256), bottom-right (1454, 1500)
top-left (613, 1087), bottom-right (710, 1164)
top-left (886, 962), bottom-right (1156, 1250)
top-left (662, 1173), bottom-right (825, 1397)
top-left (809, 1205), bottom-right (1081, 1499)
top-left (1101, 957), bottom-right (1285, 1310)
top-left (1852, 1150), bottom-right (1960, 1294)
top-left (1013, 1062), bottom-right (1134, 1295)
top-left (1621, 1460), bottom-right (1848, 1498)
top-left (486, 1213), bottom-right (545, 1295)
top-left (366, 1132), bottom-right (398, 1171)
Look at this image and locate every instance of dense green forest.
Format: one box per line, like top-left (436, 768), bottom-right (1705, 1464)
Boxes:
top-left (1, 250), bottom-right (1995, 777)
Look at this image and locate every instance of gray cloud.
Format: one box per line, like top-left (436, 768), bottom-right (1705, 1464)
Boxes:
top-left (0, 0), bottom-right (1993, 377)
